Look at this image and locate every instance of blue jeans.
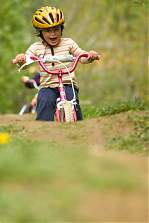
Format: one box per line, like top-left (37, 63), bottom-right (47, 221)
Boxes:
top-left (36, 85), bottom-right (83, 121)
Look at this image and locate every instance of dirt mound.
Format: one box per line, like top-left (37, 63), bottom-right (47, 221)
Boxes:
top-left (0, 112), bottom-right (130, 146)
top-left (0, 111), bottom-right (147, 153)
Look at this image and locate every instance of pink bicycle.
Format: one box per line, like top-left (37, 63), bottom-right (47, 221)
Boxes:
top-left (19, 53), bottom-right (90, 122)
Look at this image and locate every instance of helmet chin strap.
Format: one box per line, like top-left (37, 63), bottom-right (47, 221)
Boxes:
top-left (49, 45), bottom-right (55, 67)
top-left (40, 31), bottom-right (55, 66)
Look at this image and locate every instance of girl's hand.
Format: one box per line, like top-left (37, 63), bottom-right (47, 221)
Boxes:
top-left (12, 53), bottom-right (26, 65)
top-left (88, 50), bottom-right (101, 62)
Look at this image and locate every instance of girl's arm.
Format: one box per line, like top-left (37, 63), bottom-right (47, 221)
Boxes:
top-left (70, 39), bottom-right (101, 64)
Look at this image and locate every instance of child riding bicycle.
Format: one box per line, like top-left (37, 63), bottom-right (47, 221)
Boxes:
top-left (12, 6), bottom-right (100, 121)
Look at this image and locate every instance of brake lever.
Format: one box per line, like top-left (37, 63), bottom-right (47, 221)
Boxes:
top-left (18, 55), bottom-right (36, 71)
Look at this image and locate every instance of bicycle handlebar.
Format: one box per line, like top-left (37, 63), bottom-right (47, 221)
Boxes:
top-left (21, 53), bottom-right (90, 75)
top-left (43, 54), bottom-right (75, 63)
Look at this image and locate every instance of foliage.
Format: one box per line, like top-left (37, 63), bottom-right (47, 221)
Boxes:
top-left (82, 99), bottom-right (149, 118)
top-left (0, 0), bottom-right (148, 113)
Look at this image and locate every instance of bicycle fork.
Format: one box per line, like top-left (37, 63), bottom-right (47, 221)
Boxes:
top-left (56, 72), bottom-right (77, 122)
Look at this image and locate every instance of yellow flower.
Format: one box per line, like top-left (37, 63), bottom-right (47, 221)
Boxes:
top-left (0, 132), bottom-right (10, 144)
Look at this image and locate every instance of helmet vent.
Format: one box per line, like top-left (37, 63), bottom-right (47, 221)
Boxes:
top-left (42, 17), bottom-right (51, 24)
top-left (35, 17), bottom-right (44, 24)
top-left (57, 14), bottom-right (59, 22)
top-left (60, 11), bottom-right (63, 19)
top-left (49, 13), bottom-right (54, 23)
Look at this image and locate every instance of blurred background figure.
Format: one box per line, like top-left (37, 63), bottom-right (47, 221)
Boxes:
top-left (19, 72), bottom-right (40, 115)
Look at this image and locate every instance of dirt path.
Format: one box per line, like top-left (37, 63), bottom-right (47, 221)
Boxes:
top-left (0, 112), bottom-right (147, 151)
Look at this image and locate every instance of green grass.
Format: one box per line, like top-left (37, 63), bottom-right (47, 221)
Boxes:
top-left (107, 113), bottom-right (149, 154)
top-left (0, 136), bottom-right (146, 222)
top-left (0, 138), bottom-right (139, 187)
top-left (0, 124), bottom-right (25, 134)
top-left (82, 99), bottom-right (149, 118)
top-left (82, 100), bottom-right (149, 154)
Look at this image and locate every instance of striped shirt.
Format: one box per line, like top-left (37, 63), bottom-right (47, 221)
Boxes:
top-left (26, 38), bottom-right (86, 89)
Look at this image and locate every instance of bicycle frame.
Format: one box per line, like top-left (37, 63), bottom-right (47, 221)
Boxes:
top-left (55, 69), bottom-right (74, 122)
top-left (20, 53), bottom-right (90, 122)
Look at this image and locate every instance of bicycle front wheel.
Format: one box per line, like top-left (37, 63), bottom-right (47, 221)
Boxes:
top-left (63, 102), bottom-right (73, 122)
top-left (57, 102), bottom-right (75, 122)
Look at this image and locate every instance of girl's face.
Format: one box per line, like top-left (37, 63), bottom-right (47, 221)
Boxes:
top-left (42, 26), bottom-right (62, 47)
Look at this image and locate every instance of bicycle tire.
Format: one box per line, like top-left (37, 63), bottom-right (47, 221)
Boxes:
top-left (55, 108), bottom-right (60, 122)
top-left (63, 101), bottom-right (75, 122)
top-left (60, 107), bottom-right (65, 122)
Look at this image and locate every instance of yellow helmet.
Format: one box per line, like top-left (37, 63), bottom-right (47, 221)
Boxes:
top-left (32, 6), bottom-right (65, 29)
